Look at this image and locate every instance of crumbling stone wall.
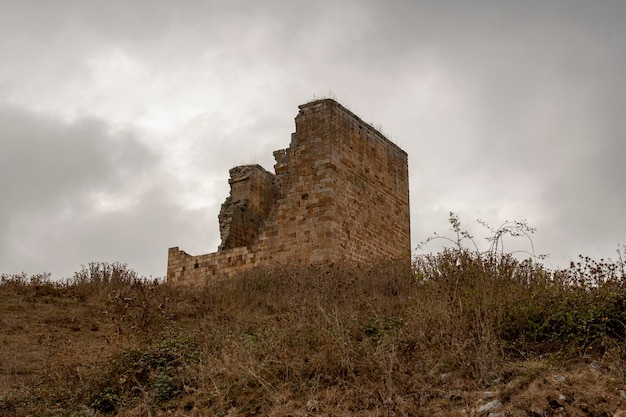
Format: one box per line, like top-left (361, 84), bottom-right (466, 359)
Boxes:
top-left (218, 165), bottom-right (276, 250)
top-left (168, 99), bottom-right (410, 285)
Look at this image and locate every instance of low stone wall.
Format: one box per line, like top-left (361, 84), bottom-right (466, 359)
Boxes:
top-left (167, 246), bottom-right (259, 286)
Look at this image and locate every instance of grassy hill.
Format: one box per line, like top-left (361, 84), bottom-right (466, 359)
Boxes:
top-left (2, 252), bottom-right (626, 416)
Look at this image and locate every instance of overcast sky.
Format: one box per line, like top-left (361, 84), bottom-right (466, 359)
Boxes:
top-left (1, 1), bottom-right (624, 279)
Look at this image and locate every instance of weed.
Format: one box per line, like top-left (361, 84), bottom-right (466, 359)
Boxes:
top-left (364, 316), bottom-right (403, 344)
top-left (87, 335), bottom-right (199, 413)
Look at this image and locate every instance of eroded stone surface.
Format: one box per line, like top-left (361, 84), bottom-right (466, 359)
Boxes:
top-left (218, 165), bottom-right (276, 251)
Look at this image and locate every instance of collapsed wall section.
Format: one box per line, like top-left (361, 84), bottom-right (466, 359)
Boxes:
top-left (218, 165), bottom-right (276, 250)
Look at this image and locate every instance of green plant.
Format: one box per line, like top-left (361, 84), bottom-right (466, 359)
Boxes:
top-left (364, 316), bottom-right (403, 344)
top-left (88, 335), bottom-right (199, 413)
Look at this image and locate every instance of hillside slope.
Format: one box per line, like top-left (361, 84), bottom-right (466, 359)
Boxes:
top-left (2, 255), bottom-right (626, 416)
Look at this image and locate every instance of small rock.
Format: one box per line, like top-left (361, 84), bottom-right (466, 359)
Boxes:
top-left (553, 375), bottom-right (566, 383)
top-left (590, 361), bottom-right (601, 370)
top-left (483, 391), bottom-right (498, 398)
top-left (558, 394), bottom-right (567, 402)
top-left (306, 399), bottom-right (319, 411)
top-left (548, 399), bottom-right (565, 410)
top-left (620, 390), bottom-right (626, 400)
top-left (478, 399), bottom-right (502, 413)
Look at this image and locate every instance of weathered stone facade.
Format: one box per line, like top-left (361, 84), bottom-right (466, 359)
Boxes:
top-left (218, 165), bottom-right (277, 251)
top-left (167, 99), bottom-right (410, 285)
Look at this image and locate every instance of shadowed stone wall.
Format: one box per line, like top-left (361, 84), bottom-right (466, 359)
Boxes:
top-left (218, 165), bottom-right (276, 251)
top-left (167, 99), bottom-right (410, 285)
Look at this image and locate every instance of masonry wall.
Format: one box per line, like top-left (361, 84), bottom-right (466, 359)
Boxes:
top-left (167, 246), bottom-right (259, 286)
top-left (329, 103), bottom-right (411, 262)
top-left (257, 101), bottom-right (338, 264)
top-left (167, 99), bottom-right (410, 285)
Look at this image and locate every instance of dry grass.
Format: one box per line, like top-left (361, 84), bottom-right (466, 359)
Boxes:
top-left (1, 254), bottom-right (626, 416)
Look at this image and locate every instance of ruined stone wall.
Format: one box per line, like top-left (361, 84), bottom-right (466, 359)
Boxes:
top-left (167, 99), bottom-right (410, 285)
top-left (218, 165), bottom-right (276, 251)
top-left (256, 102), bottom-right (338, 264)
top-left (167, 246), bottom-right (258, 286)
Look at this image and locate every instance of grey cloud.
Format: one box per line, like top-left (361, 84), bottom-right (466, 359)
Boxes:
top-left (1, 0), bottom-right (625, 277)
top-left (1, 107), bottom-right (109, 215)
top-left (0, 104), bottom-right (161, 277)
top-left (0, 105), bottom-right (156, 214)
top-left (44, 184), bottom-right (215, 280)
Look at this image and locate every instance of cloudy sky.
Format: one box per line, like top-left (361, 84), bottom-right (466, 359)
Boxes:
top-left (1, 1), bottom-right (624, 279)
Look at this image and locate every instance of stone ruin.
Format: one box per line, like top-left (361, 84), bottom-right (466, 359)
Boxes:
top-left (167, 99), bottom-right (410, 285)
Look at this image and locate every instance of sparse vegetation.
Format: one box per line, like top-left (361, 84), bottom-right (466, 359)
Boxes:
top-left (1, 246), bottom-right (626, 415)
